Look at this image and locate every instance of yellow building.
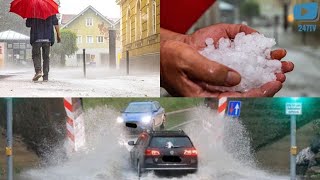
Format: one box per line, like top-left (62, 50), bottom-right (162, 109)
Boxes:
top-left (116, 0), bottom-right (160, 72)
top-left (61, 6), bottom-right (121, 67)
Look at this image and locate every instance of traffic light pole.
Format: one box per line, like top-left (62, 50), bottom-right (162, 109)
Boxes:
top-left (290, 115), bottom-right (297, 180)
top-left (6, 98), bottom-right (13, 180)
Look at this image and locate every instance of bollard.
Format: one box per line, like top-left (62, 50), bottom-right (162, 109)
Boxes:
top-left (126, 50), bottom-right (129, 75)
top-left (83, 49), bottom-right (86, 78)
top-left (218, 97), bottom-right (227, 116)
top-left (6, 98), bottom-right (13, 180)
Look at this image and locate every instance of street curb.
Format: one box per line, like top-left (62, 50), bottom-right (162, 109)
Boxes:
top-left (166, 107), bottom-right (196, 115)
top-left (167, 120), bottom-right (198, 130)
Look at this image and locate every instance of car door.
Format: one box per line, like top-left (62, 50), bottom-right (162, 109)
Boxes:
top-left (131, 137), bottom-right (142, 167)
top-left (135, 133), bottom-right (148, 164)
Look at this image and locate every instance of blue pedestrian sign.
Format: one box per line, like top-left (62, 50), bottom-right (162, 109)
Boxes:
top-left (227, 101), bottom-right (241, 117)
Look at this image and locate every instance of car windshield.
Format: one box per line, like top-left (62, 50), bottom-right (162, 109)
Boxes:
top-left (149, 137), bottom-right (193, 148)
top-left (124, 103), bottom-right (152, 113)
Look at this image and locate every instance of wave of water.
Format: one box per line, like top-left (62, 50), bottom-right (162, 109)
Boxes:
top-left (19, 106), bottom-right (288, 180)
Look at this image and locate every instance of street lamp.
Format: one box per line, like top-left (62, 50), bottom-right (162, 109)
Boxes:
top-left (286, 97), bottom-right (302, 180)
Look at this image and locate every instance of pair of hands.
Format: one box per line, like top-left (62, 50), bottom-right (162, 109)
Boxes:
top-left (160, 24), bottom-right (294, 97)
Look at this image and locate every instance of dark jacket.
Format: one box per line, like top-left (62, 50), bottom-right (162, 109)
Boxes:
top-left (26, 15), bottom-right (59, 46)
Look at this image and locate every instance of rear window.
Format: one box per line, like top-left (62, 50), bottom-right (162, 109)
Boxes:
top-left (125, 103), bottom-right (152, 113)
top-left (149, 136), bottom-right (193, 148)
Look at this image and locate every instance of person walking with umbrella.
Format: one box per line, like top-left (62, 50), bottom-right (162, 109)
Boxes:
top-left (10, 0), bottom-right (61, 82)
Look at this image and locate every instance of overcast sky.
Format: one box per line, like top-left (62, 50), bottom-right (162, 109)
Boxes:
top-left (59, 0), bottom-right (120, 18)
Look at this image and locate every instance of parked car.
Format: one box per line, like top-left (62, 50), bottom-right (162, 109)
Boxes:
top-left (117, 101), bottom-right (166, 133)
top-left (128, 130), bottom-right (198, 177)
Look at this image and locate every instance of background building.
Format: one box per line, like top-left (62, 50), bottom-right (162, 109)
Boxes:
top-left (61, 6), bottom-right (121, 67)
top-left (116, 0), bottom-right (160, 73)
top-left (0, 30), bottom-right (31, 68)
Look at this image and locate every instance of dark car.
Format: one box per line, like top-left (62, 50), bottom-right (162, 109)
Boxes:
top-left (117, 101), bottom-right (166, 134)
top-left (128, 130), bottom-right (198, 177)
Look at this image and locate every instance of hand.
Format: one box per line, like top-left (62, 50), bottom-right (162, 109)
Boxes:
top-left (185, 24), bottom-right (294, 83)
top-left (57, 35), bottom-right (61, 43)
top-left (160, 24), bottom-right (294, 97)
top-left (161, 40), bottom-right (241, 97)
top-left (198, 48), bottom-right (294, 97)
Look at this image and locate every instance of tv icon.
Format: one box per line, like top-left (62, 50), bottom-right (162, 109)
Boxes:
top-left (294, 2), bottom-right (318, 21)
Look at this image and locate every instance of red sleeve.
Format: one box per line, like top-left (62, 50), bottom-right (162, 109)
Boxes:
top-left (160, 0), bottom-right (216, 34)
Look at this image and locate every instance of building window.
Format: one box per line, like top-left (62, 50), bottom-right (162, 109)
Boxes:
top-left (87, 36), bottom-right (93, 43)
top-left (77, 36), bottom-right (82, 44)
top-left (126, 6), bottom-right (131, 44)
top-left (97, 36), bottom-right (104, 43)
top-left (152, 0), bottom-right (157, 34)
top-left (86, 18), bottom-right (93, 26)
top-left (135, 0), bottom-right (142, 40)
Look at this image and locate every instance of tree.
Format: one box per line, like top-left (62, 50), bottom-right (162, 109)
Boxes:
top-left (0, 0), bottom-right (29, 34)
top-left (240, 0), bottom-right (260, 25)
top-left (51, 30), bottom-right (78, 66)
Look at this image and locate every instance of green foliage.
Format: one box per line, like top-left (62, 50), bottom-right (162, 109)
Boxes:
top-left (237, 98), bottom-right (320, 150)
top-left (51, 29), bottom-right (78, 66)
top-left (240, 0), bottom-right (260, 20)
top-left (83, 98), bottom-right (204, 113)
top-left (313, 119), bottom-right (320, 135)
top-left (0, 0), bottom-right (29, 34)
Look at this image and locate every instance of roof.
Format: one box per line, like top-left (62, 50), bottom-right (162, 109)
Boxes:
top-left (61, 14), bottom-right (77, 25)
top-left (108, 18), bottom-right (120, 24)
top-left (62, 5), bottom-right (114, 29)
top-left (0, 30), bottom-right (29, 41)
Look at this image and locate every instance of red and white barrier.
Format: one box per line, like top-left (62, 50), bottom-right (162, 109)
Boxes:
top-left (64, 97), bottom-right (86, 152)
top-left (218, 97), bottom-right (227, 116)
top-left (215, 97), bottom-right (228, 143)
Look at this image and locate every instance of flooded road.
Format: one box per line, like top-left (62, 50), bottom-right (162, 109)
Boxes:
top-left (18, 106), bottom-right (289, 180)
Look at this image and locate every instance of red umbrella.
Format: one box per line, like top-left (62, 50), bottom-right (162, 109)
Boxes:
top-left (9, 0), bottom-right (59, 20)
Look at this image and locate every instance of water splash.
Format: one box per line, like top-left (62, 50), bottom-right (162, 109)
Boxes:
top-left (19, 106), bottom-right (288, 180)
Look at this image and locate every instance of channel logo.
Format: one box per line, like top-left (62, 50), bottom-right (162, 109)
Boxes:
top-left (293, 2), bottom-right (318, 21)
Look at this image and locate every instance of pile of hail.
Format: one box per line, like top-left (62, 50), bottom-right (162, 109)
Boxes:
top-left (199, 32), bottom-right (282, 92)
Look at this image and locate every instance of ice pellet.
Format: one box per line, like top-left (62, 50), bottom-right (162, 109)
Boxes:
top-left (205, 38), bottom-right (214, 46)
top-left (199, 32), bottom-right (282, 92)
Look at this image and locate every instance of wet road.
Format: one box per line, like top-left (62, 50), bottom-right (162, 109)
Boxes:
top-left (0, 67), bottom-right (160, 97)
top-left (18, 107), bottom-right (289, 180)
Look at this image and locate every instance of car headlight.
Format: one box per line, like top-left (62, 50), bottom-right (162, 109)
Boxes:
top-left (117, 116), bottom-right (124, 123)
top-left (141, 116), bottom-right (152, 124)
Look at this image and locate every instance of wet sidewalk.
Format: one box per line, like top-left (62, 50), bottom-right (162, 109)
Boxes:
top-left (255, 26), bottom-right (320, 59)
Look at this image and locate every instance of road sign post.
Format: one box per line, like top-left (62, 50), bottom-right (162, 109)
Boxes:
top-left (227, 101), bottom-right (241, 117)
top-left (286, 102), bottom-right (302, 180)
top-left (6, 98), bottom-right (13, 180)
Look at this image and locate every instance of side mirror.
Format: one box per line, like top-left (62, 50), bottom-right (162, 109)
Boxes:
top-left (128, 141), bottom-right (135, 146)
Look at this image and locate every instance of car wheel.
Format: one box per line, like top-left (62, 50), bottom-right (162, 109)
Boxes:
top-left (137, 161), bottom-right (141, 177)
